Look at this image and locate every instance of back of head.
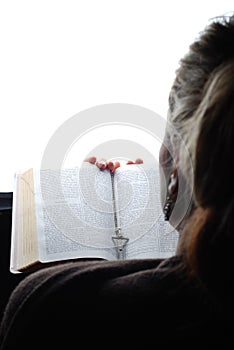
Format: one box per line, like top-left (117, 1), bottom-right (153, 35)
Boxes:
top-left (194, 62), bottom-right (234, 209)
top-left (168, 14), bottom-right (234, 297)
top-left (169, 14), bottom-right (234, 168)
top-left (186, 61), bottom-right (234, 296)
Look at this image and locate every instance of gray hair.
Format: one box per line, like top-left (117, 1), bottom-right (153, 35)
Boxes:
top-left (167, 14), bottom-right (234, 206)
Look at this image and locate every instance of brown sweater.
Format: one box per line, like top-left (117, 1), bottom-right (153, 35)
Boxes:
top-left (0, 256), bottom-right (233, 349)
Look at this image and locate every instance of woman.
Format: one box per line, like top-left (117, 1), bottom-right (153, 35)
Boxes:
top-left (0, 14), bottom-right (234, 349)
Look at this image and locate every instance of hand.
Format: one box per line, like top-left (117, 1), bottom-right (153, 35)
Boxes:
top-left (84, 156), bottom-right (143, 172)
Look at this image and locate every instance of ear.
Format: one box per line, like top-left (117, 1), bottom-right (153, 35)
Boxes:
top-left (168, 168), bottom-right (178, 196)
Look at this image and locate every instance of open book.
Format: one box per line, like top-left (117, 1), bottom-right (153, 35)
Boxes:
top-left (10, 162), bottom-right (178, 273)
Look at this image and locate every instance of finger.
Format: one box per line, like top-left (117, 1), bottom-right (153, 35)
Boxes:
top-left (135, 158), bottom-right (143, 164)
top-left (126, 159), bottom-right (143, 165)
top-left (107, 161), bottom-right (114, 172)
top-left (84, 156), bottom-right (96, 164)
top-left (96, 159), bottom-right (107, 170)
top-left (113, 161), bottom-right (121, 171)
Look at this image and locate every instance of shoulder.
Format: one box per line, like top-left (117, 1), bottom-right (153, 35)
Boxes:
top-left (0, 257), bottom-right (231, 349)
top-left (3, 256), bottom-right (184, 308)
top-left (0, 256), bottom-right (199, 322)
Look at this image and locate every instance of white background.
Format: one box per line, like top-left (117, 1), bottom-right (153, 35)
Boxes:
top-left (0, 1), bottom-right (233, 191)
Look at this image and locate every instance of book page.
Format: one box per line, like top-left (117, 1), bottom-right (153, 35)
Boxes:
top-left (10, 169), bottom-right (39, 272)
top-left (113, 162), bottom-right (179, 259)
top-left (34, 163), bottom-right (117, 262)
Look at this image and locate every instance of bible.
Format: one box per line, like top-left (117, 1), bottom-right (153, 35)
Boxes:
top-left (10, 161), bottom-right (178, 273)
